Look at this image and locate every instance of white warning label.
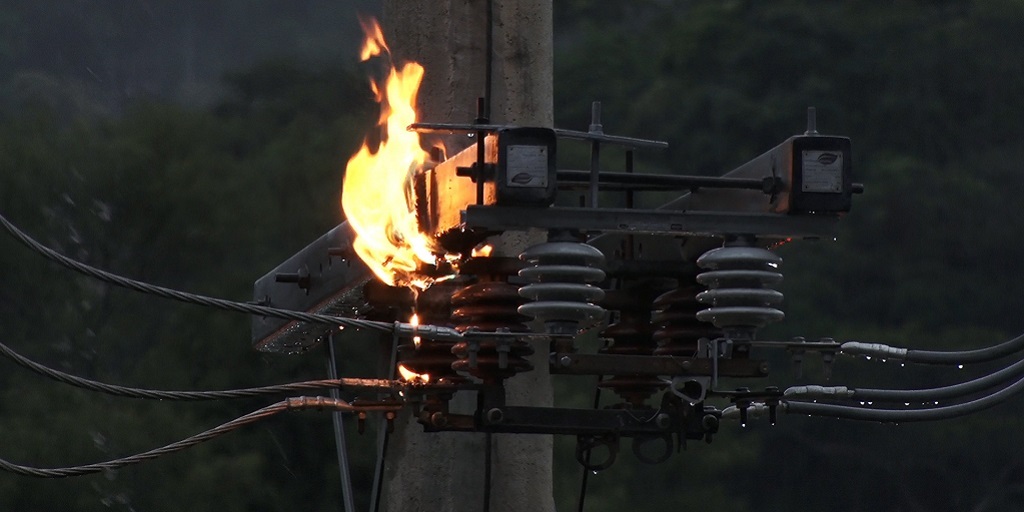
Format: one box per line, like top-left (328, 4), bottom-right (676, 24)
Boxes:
top-left (801, 150), bottom-right (843, 193)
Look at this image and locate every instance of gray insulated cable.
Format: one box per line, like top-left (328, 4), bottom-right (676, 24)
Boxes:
top-left (785, 358), bottom-right (1024, 403)
top-left (842, 332), bottom-right (1024, 365)
top-left (784, 374), bottom-right (1024, 422)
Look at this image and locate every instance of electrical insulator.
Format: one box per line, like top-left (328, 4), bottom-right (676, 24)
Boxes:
top-left (695, 246), bottom-right (784, 335)
top-left (518, 240), bottom-right (607, 334)
top-left (652, 281), bottom-right (720, 356)
top-left (450, 257), bottom-right (534, 381)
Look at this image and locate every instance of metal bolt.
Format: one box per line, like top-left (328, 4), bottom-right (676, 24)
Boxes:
top-left (701, 414), bottom-right (719, 432)
top-left (327, 246), bottom-right (351, 259)
top-left (559, 355), bottom-right (573, 367)
top-left (805, 106), bottom-right (818, 135)
top-left (655, 413), bottom-right (671, 429)
top-left (275, 271), bottom-right (310, 290)
top-left (430, 412), bottom-right (448, 428)
top-left (589, 101), bottom-right (603, 134)
top-left (486, 408), bottom-right (504, 424)
top-left (680, 360), bottom-right (692, 371)
top-left (385, 411), bottom-right (396, 433)
top-left (759, 362), bottom-right (770, 375)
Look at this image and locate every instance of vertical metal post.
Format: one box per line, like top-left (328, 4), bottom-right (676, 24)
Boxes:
top-left (483, 432), bottom-right (493, 512)
top-left (326, 333), bottom-right (356, 512)
top-left (369, 330), bottom-right (400, 512)
top-left (588, 101), bottom-right (603, 208)
top-left (805, 106), bottom-right (818, 135)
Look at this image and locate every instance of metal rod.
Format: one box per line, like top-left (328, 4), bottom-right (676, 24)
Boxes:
top-left (624, 151), bottom-right (635, 260)
top-left (624, 152), bottom-right (635, 208)
top-left (326, 333), bottom-right (356, 512)
top-left (483, 432), bottom-right (493, 512)
top-left (473, 97), bottom-right (489, 206)
top-left (577, 376), bottom-right (604, 512)
top-left (369, 330), bottom-right (401, 512)
top-left (805, 106), bottom-right (818, 135)
top-left (588, 101), bottom-right (603, 208)
top-left (463, 205), bottom-right (840, 240)
top-left (557, 171), bottom-right (773, 192)
top-left (484, 0), bottom-right (493, 121)
top-left (408, 122), bottom-right (669, 149)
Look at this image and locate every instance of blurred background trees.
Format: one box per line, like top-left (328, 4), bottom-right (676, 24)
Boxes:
top-left (2, 1), bottom-right (1024, 510)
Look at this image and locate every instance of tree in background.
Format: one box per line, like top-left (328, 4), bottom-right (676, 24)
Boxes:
top-left (554, 1), bottom-right (1024, 511)
top-left (3, 1), bottom-right (1024, 511)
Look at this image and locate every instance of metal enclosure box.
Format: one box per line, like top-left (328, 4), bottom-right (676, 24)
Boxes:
top-left (496, 127), bottom-right (557, 205)
top-left (783, 135), bottom-right (853, 213)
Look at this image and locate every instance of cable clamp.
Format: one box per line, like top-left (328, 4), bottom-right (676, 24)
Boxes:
top-left (783, 385), bottom-right (854, 399)
top-left (394, 322), bottom-right (464, 342)
top-left (841, 342), bottom-right (908, 360)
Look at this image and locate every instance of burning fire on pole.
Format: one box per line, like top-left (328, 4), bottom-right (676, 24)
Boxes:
top-left (248, 14), bottom-right (931, 484)
top-left (1, 7), bottom-right (1017, 512)
top-left (341, 18), bottom-right (444, 290)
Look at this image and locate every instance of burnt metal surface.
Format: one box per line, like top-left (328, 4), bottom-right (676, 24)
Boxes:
top-left (251, 222), bottom-right (373, 353)
top-left (416, 135), bottom-right (499, 242)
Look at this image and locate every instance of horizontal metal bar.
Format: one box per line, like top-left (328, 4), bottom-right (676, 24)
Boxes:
top-left (749, 340), bottom-right (843, 351)
top-left (409, 122), bottom-right (513, 133)
top-left (482, 406), bottom-right (671, 436)
top-left (408, 122), bottom-right (668, 149)
top-left (461, 205), bottom-right (839, 239)
top-left (550, 353), bottom-right (769, 378)
top-left (557, 170), bottom-right (774, 192)
top-left (552, 128), bottom-right (668, 149)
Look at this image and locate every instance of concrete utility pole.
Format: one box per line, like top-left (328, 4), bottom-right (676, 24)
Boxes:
top-left (378, 1), bottom-right (555, 511)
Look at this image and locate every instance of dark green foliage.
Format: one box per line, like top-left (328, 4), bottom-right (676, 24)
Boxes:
top-left (552, 1), bottom-right (1024, 511)
top-left (3, 1), bottom-right (1024, 511)
top-left (0, 59), bottom-right (376, 511)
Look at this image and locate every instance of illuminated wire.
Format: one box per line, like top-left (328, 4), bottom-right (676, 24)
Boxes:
top-left (0, 339), bottom-right (399, 400)
top-left (0, 212), bottom-right (392, 333)
top-left (0, 397), bottom-right (398, 478)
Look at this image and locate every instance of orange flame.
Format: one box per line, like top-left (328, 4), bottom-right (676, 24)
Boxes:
top-left (358, 16), bottom-right (389, 62)
top-left (398, 363), bottom-right (430, 383)
top-left (471, 243), bottom-right (494, 258)
top-left (410, 312), bottom-right (422, 349)
top-left (342, 18), bottom-right (443, 289)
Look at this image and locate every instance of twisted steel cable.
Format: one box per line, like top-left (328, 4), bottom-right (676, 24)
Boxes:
top-left (0, 397), bottom-right (399, 478)
top-left (0, 339), bottom-right (399, 400)
top-left (0, 212), bottom-right (391, 333)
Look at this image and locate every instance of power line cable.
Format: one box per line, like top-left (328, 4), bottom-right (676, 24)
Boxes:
top-left (0, 211), bottom-right (391, 333)
top-left (782, 373), bottom-right (1024, 422)
top-left (0, 339), bottom-right (399, 400)
top-left (843, 333), bottom-right (1024, 365)
top-left (785, 358), bottom-right (1024, 404)
top-left (0, 397), bottom-right (399, 478)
